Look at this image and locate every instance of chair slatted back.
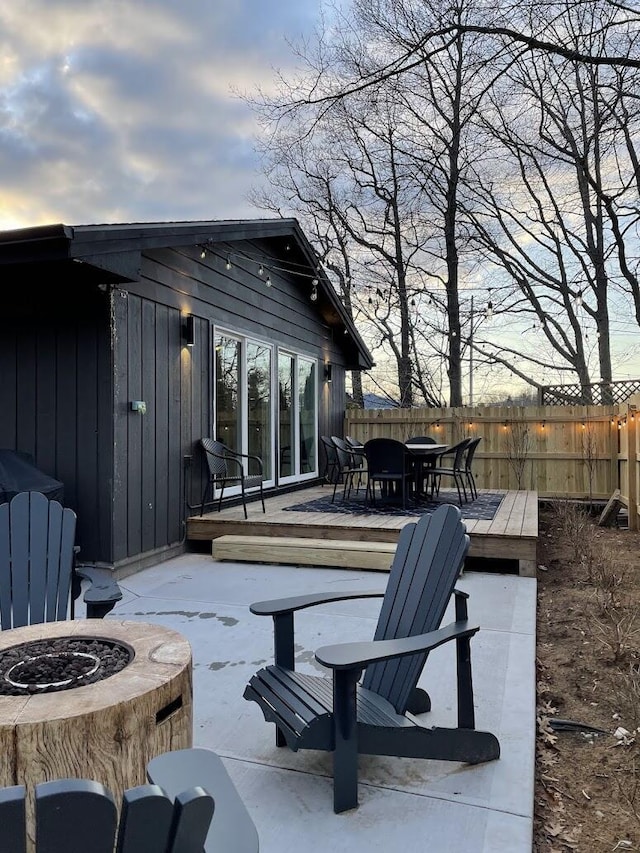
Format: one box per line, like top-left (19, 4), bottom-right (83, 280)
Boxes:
top-left (362, 505), bottom-right (470, 715)
top-left (405, 436), bottom-right (436, 445)
top-left (201, 438), bottom-right (231, 479)
top-left (0, 491), bottom-right (76, 630)
top-left (0, 780), bottom-right (214, 853)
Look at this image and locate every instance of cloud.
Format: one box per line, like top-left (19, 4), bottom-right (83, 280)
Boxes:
top-left (0, 0), bottom-right (321, 229)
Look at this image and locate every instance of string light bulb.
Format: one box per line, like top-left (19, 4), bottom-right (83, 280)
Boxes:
top-left (576, 289), bottom-right (583, 307)
top-left (258, 263), bottom-right (264, 276)
top-left (310, 282), bottom-right (318, 302)
top-left (265, 275), bottom-right (272, 287)
top-left (200, 248), bottom-right (206, 259)
top-left (581, 422), bottom-right (586, 429)
top-left (225, 256), bottom-right (232, 270)
top-left (485, 301), bottom-right (493, 319)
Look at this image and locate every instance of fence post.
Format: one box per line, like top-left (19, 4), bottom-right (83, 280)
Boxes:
top-left (626, 397), bottom-right (639, 530)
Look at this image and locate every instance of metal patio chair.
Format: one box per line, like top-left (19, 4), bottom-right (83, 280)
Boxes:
top-left (426, 438), bottom-right (472, 505)
top-left (200, 438), bottom-right (265, 520)
top-left (363, 437), bottom-right (414, 509)
top-left (330, 436), bottom-right (367, 502)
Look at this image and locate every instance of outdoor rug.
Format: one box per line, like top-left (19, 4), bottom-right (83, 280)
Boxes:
top-left (283, 490), bottom-right (505, 521)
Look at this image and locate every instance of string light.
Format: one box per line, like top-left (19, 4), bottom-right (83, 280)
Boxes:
top-left (258, 263), bottom-right (264, 276)
top-left (265, 275), bottom-right (272, 288)
top-left (310, 279), bottom-right (318, 302)
top-left (225, 256), bottom-right (232, 270)
top-left (576, 289), bottom-right (583, 307)
top-left (581, 421), bottom-right (586, 429)
top-left (200, 248), bottom-right (207, 259)
top-left (485, 301), bottom-right (493, 319)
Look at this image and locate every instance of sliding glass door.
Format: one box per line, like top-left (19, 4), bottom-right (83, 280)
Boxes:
top-left (278, 351), bottom-right (317, 483)
top-left (247, 341), bottom-right (272, 481)
top-left (215, 331), bottom-right (317, 491)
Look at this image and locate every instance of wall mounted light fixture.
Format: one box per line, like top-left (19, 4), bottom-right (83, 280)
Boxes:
top-left (183, 314), bottom-right (195, 347)
top-left (324, 363), bottom-right (333, 383)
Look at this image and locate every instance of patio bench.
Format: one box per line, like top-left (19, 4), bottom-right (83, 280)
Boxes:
top-left (211, 534), bottom-right (396, 570)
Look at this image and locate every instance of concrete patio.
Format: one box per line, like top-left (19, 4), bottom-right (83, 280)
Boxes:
top-left (110, 552), bottom-right (537, 853)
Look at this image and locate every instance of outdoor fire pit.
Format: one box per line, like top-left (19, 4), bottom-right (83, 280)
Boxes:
top-left (0, 619), bottom-right (192, 850)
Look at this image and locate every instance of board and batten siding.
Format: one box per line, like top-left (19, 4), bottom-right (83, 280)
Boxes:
top-left (0, 284), bottom-right (113, 561)
top-left (110, 240), bottom-right (346, 563)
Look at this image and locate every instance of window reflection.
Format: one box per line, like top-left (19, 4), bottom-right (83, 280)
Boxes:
top-left (278, 353), bottom-right (294, 478)
top-left (247, 342), bottom-right (271, 480)
top-left (215, 335), bottom-right (241, 453)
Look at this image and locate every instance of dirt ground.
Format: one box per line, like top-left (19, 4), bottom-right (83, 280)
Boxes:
top-left (534, 504), bottom-right (640, 852)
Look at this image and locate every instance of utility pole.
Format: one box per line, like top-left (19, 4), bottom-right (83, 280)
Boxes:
top-left (469, 295), bottom-right (474, 407)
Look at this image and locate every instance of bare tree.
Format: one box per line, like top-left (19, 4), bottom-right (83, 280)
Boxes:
top-left (464, 4), bottom-right (640, 396)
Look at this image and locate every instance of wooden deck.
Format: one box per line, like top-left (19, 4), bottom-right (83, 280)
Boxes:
top-left (187, 485), bottom-right (539, 577)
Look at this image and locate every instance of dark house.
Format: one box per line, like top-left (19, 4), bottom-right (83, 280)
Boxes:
top-left (0, 219), bottom-right (372, 573)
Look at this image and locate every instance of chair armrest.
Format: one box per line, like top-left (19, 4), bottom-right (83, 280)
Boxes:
top-left (250, 589), bottom-right (385, 617)
top-left (315, 620), bottom-right (479, 670)
top-left (76, 566), bottom-right (123, 618)
top-left (227, 449), bottom-right (264, 471)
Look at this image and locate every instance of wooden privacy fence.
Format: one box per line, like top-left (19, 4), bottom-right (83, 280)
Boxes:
top-left (345, 397), bottom-right (640, 529)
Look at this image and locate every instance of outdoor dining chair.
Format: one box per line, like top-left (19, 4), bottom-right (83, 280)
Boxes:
top-left (363, 437), bottom-right (414, 509)
top-left (330, 436), bottom-right (367, 503)
top-left (462, 437), bottom-right (482, 500)
top-left (426, 438), bottom-right (472, 505)
top-left (345, 435), bottom-right (365, 450)
top-left (200, 438), bottom-right (265, 519)
top-left (320, 435), bottom-right (340, 485)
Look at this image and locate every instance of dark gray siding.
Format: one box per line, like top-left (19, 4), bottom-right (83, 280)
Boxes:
top-left (0, 232), bottom-right (355, 567)
top-left (111, 291), bottom-right (210, 564)
top-left (0, 283), bottom-right (113, 561)
top-left (108, 240), bottom-right (347, 560)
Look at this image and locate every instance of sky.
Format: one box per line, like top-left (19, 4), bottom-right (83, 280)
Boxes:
top-left (1, 2), bottom-right (638, 398)
top-left (0, 0), bottom-right (321, 231)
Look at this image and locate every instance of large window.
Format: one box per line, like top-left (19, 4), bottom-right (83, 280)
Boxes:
top-left (214, 332), bottom-right (317, 490)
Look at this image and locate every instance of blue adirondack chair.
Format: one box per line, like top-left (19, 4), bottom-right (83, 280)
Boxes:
top-left (0, 491), bottom-right (121, 629)
top-left (244, 504), bottom-right (500, 813)
top-left (0, 779), bottom-right (214, 853)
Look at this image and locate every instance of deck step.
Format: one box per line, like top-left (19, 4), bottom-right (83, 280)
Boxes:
top-left (211, 534), bottom-right (396, 570)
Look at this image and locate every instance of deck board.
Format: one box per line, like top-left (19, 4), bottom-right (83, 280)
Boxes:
top-left (187, 485), bottom-right (538, 576)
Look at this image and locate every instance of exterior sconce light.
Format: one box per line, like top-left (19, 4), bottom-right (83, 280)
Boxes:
top-left (183, 314), bottom-right (195, 347)
top-left (324, 363), bottom-right (333, 383)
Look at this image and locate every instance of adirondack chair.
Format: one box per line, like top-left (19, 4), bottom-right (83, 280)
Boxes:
top-left (244, 504), bottom-right (500, 813)
top-left (0, 491), bottom-right (122, 629)
top-left (147, 748), bottom-right (259, 853)
top-left (0, 779), bottom-right (214, 853)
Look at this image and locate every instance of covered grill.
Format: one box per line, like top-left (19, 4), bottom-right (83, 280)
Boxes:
top-left (0, 450), bottom-right (64, 503)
